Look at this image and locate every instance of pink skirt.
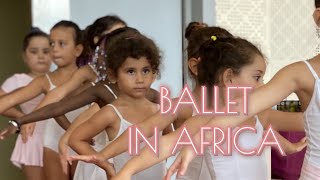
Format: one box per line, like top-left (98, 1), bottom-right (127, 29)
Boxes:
top-left (299, 160), bottom-right (320, 180)
top-left (10, 122), bottom-right (46, 168)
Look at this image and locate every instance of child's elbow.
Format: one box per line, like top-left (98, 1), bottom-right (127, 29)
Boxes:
top-left (68, 133), bottom-right (78, 150)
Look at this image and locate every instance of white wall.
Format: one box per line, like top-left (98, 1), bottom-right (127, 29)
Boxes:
top-left (214, 0), bottom-right (317, 100)
top-left (70, 0), bottom-right (183, 97)
top-left (32, 0), bottom-right (70, 33)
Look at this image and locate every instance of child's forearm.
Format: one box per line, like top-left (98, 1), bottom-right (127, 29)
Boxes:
top-left (274, 131), bottom-right (306, 155)
top-left (64, 104), bottom-right (100, 141)
top-left (2, 108), bottom-right (24, 119)
top-left (69, 136), bottom-right (108, 169)
top-left (100, 113), bottom-right (177, 160)
top-left (118, 115), bottom-right (211, 176)
top-left (16, 92), bottom-right (96, 125)
top-left (119, 130), bottom-right (180, 176)
top-left (54, 115), bottom-right (71, 131)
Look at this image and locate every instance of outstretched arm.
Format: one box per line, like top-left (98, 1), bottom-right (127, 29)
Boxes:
top-left (273, 131), bottom-right (307, 155)
top-left (0, 76), bottom-right (46, 114)
top-left (259, 109), bottom-right (306, 155)
top-left (260, 109), bottom-right (304, 132)
top-left (34, 66), bottom-right (96, 110)
top-left (111, 115), bottom-right (211, 180)
top-left (76, 112), bottom-right (178, 163)
top-left (0, 84), bottom-right (105, 139)
top-left (0, 88), bottom-right (25, 118)
top-left (17, 84), bottom-right (102, 124)
top-left (2, 108), bottom-right (25, 119)
top-left (71, 100), bottom-right (193, 163)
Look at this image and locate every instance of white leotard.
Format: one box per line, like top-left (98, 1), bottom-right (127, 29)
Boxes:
top-left (176, 111), bottom-right (214, 180)
top-left (108, 104), bottom-right (166, 180)
top-left (299, 61), bottom-right (320, 179)
top-left (43, 74), bottom-right (88, 153)
top-left (208, 116), bottom-right (267, 180)
top-left (73, 84), bottom-right (117, 180)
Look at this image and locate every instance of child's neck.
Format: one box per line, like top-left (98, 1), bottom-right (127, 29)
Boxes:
top-left (28, 71), bottom-right (46, 78)
top-left (55, 62), bottom-right (78, 76)
top-left (192, 84), bottom-right (202, 104)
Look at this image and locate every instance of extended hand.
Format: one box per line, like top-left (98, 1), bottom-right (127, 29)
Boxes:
top-left (285, 136), bottom-right (307, 155)
top-left (0, 124), bottom-right (18, 140)
top-left (20, 123), bottom-right (36, 143)
top-left (68, 153), bottom-right (104, 164)
top-left (165, 146), bottom-right (196, 180)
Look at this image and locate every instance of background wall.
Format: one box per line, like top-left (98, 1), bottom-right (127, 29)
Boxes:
top-left (0, 1), bottom-right (31, 180)
top-left (214, 0), bottom-right (317, 100)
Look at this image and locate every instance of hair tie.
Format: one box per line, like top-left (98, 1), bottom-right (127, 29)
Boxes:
top-left (211, 35), bottom-right (217, 41)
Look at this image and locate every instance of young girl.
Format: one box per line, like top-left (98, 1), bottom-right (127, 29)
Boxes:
top-left (67, 28), bottom-right (143, 180)
top-left (0, 20), bottom-right (84, 180)
top-left (103, 36), bottom-right (307, 180)
top-left (0, 28), bottom-right (51, 180)
top-left (68, 32), bottom-right (169, 180)
top-left (70, 28), bottom-right (306, 180)
top-left (169, 1), bottom-right (320, 179)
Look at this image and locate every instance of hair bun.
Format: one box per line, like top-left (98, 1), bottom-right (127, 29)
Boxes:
top-left (30, 27), bottom-right (42, 32)
top-left (185, 22), bottom-right (208, 40)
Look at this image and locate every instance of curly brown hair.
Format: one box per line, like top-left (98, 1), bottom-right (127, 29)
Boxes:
top-left (316, 0), bottom-right (320, 8)
top-left (106, 33), bottom-right (161, 77)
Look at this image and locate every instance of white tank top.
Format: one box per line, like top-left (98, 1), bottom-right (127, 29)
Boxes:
top-left (73, 83), bottom-right (118, 180)
top-left (209, 116), bottom-right (267, 180)
top-left (45, 74), bottom-right (56, 90)
top-left (43, 74), bottom-right (88, 153)
top-left (302, 60), bottom-right (320, 167)
top-left (107, 104), bottom-right (166, 180)
top-left (93, 84), bottom-right (118, 148)
top-left (177, 111), bottom-right (215, 180)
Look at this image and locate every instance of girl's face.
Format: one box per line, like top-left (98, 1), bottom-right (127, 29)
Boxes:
top-left (227, 54), bottom-right (266, 96)
top-left (23, 36), bottom-right (52, 74)
top-left (115, 57), bottom-right (155, 99)
top-left (50, 27), bottom-right (83, 67)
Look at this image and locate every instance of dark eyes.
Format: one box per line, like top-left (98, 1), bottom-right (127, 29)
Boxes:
top-left (254, 76), bottom-right (263, 82)
top-left (143, 69), bottom-right (151, 74)
top-left (49, 41), bottom-right (66, 48)
top-left (126, 68), bottom-right (151, 75)
top-left (127, 69), bottom-right (135, 75)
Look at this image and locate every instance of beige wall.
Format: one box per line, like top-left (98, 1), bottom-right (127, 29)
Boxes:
top-left (0, 1), bottom-right (31, 180)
